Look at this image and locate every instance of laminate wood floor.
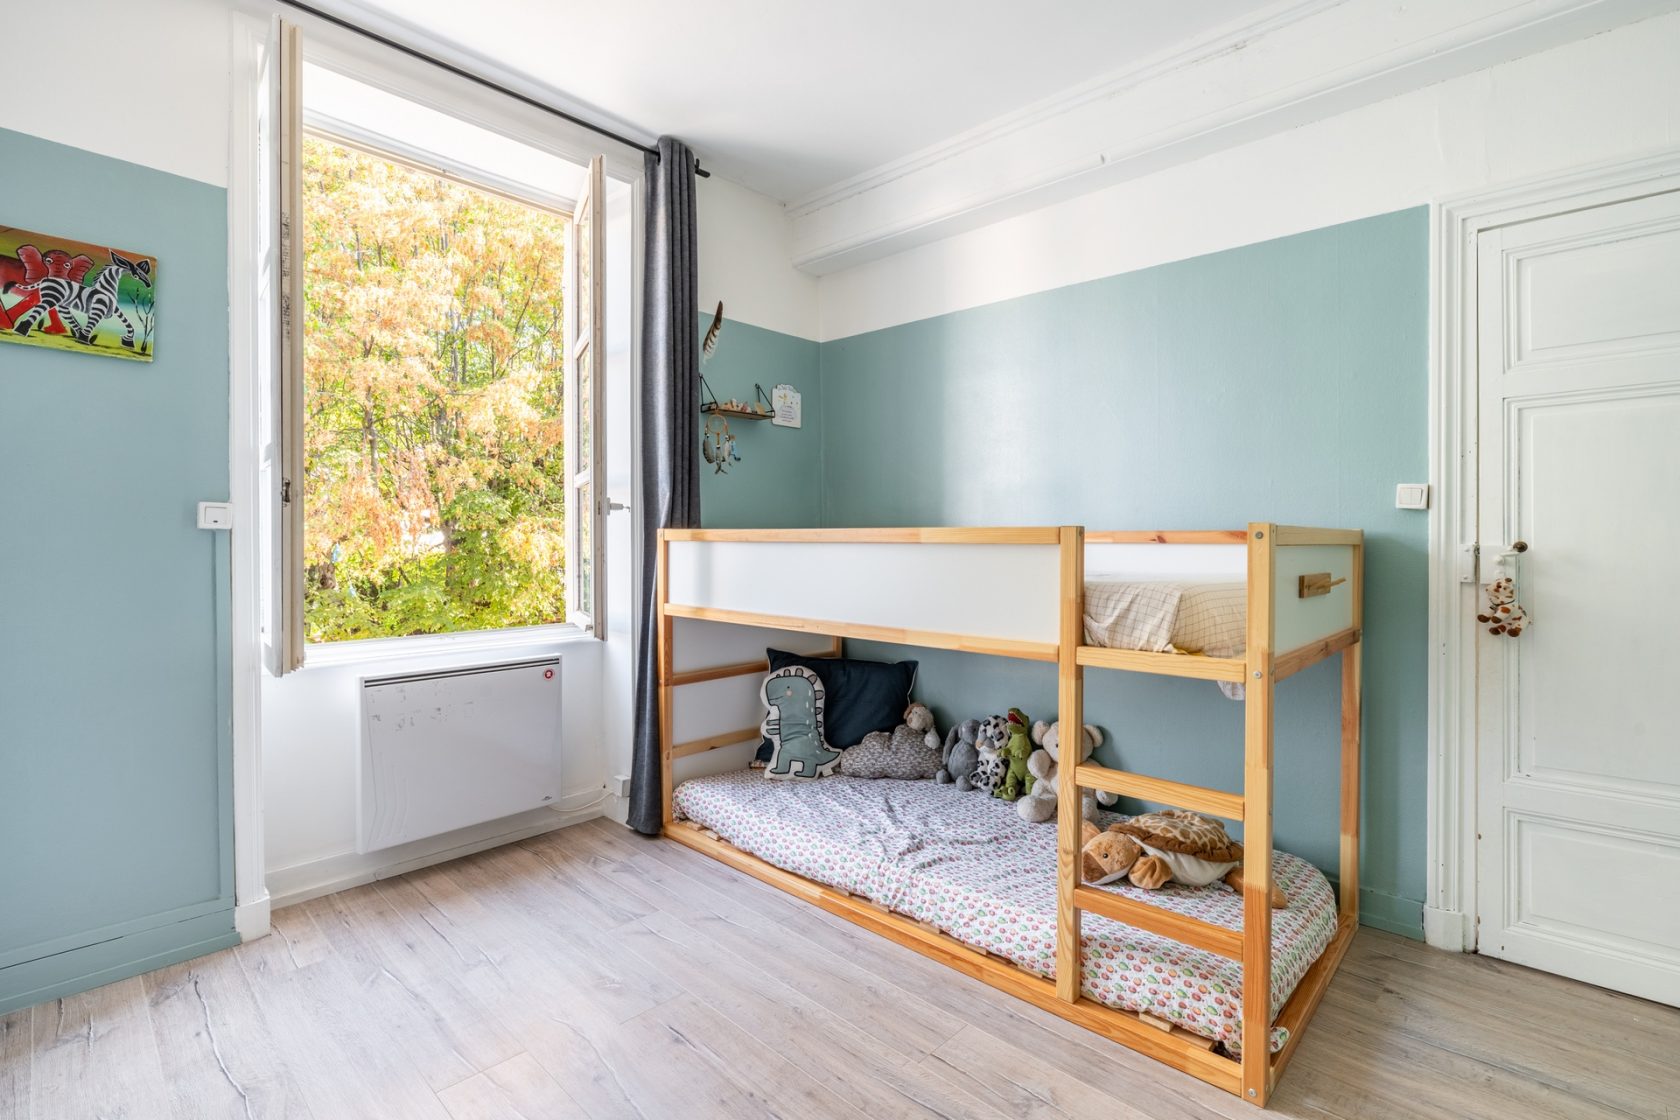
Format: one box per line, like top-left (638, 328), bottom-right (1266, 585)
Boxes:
top-left (3, 818), bottom-right (1675, 1119)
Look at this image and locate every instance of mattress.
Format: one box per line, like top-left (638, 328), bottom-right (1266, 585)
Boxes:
top-left (673, 770), bottom-right (1337, 1052)
top-left (1083, 578), bottom-right (1246, 656)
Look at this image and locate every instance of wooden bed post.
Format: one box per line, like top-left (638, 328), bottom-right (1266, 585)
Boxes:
top-left (1241, 522), bottom-right (1276, 1105)
top-left (1055, 525), bottom-right (1085, 1004)
top-left (658, 530), bottom-right (675, 828)
top-left (1340, 537), bottom-right (1364, 924)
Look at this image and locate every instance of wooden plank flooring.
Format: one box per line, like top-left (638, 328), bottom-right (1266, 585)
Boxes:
top-left (2, 817), bottom-right (1675, 1120)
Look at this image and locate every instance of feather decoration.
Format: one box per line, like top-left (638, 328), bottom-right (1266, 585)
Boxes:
top-left (702, 300), bottom-right (724, 362)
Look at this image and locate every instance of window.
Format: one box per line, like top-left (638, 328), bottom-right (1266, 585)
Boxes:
top-left (271, 28), bottom-right (604, 667)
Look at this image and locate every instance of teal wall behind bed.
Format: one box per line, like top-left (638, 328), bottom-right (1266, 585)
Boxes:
top-left (697, 318), bottom-right (823, 528)
top-left (826, 208), bottom-right (1430, 938)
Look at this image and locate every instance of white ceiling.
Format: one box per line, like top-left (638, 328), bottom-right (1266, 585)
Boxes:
top-left (345, 0), bottom-right (1280, 201)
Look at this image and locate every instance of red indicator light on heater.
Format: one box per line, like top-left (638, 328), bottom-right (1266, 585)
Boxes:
top-left (543, 669), bottom-right (554, 680)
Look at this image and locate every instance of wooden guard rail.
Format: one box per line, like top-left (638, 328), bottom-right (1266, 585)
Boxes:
top-left (1074, 764), bottom-right (1244, 821)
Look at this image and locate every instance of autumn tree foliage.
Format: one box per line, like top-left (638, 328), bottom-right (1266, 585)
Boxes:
top-left (302, 136), bottom-right (570, 642)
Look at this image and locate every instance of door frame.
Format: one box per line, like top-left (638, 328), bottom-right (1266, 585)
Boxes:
top-left (1426, 147), bottom-right (1680, 953)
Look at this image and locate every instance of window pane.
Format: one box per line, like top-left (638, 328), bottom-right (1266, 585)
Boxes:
top-left (301, 135), bottom-right (570, 642)
top-left (576, 478), bottom-right (592, 619)
top-left (576, 202), bottom-right (591, 330)
top-left (578, 341), bottom-right (592, 462)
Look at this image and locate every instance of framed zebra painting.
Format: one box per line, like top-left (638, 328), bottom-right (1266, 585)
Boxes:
top-left (0, 225), bottom-right (156, 362)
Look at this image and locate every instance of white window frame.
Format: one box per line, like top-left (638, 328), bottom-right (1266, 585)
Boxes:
top-left (271, 22), bottom-right (608, 669)
top-left (565, 156), bottom-right (607, 634)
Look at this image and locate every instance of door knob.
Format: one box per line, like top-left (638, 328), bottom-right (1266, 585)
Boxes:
top-left (1511, 540), bottom-right (1528, 553)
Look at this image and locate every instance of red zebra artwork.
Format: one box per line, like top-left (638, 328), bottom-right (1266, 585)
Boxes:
top-left (0, 225), bottom-right (156, 361)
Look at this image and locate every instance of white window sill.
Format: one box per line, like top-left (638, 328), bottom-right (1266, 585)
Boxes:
top-left (298, 623), bottom-right (594, 671)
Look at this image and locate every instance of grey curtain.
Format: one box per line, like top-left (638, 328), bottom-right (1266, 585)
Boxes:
top-left (628, 137), bottom-right (701, 835)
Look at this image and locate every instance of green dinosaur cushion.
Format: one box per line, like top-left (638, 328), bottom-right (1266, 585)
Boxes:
top-left (761, 666), bottom-right (842, 780)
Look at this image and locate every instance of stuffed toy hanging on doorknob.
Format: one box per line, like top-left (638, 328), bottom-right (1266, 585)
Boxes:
top-left (1477, 577), bottom-right (1530, 637)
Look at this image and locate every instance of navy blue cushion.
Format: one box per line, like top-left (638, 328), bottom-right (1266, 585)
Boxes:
top-left (755, 649), bottom-right (917, 759)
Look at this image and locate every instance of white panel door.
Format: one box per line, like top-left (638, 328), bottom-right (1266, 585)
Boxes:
top-left (1475, 188), bottom-right (1680, 1004)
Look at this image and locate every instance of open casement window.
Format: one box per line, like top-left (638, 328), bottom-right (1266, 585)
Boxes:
top-left (267, 22), bottom-right (607, 672)
top-left (565, 156), bottom-right (606, 635)
top-left (274, 19), bottom-right (306, 674)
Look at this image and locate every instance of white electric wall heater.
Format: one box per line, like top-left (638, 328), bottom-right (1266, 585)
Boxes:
top-left (358, 656), bottom-right (563, 852)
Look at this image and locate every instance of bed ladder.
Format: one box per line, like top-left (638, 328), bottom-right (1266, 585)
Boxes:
top-left (1055, 522), bottom-right (1343, 1108)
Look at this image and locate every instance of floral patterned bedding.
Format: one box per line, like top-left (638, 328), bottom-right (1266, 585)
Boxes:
top-left (673, 770), bottom-right (1338, 1052)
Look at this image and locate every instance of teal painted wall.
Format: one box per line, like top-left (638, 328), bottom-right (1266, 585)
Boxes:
top-left (698, 318), bottom-right (823, 528)
top-left (0, 127), bottom-right (237, 1013)
top-left (823, 209), bottom-right (1430, 937)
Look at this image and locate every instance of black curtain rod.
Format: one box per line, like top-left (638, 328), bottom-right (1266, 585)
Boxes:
top-left (277, 0), bottom-right (710, 177)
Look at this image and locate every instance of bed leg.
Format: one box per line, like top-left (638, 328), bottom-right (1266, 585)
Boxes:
top-left (1241, 522), bottom-right (1276, 1106)
top-left (1055, 526), bottom-right (1085, 1004)
top-left (658, 532), bottom-right (675, 828)
top-left (1340, 539), bottom-right (1363, 926)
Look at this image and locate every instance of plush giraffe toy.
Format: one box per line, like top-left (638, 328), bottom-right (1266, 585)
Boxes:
top-left (1477, 576), bottom-right (1530, 637)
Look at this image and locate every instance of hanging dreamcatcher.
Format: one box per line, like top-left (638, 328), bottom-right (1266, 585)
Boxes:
top-left (702, 414), bottom-right (740, 473)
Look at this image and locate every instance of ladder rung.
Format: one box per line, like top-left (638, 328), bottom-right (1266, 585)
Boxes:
top-left (1073, 885), bottom-right (1243, 960)
top-left (1075, 765), bottom-right (1244, 821)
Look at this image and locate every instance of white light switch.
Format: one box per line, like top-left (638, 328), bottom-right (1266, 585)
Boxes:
top-left (1395, 483), bottom-right (1430, 510)
top-left (197, 501), bottom-right (234, 530)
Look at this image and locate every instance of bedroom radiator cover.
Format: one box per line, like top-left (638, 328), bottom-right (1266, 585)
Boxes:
top-left (357, 656), bottom-right (562, 853)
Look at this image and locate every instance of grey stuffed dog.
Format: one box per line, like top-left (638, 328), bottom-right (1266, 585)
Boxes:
top-left (936, 718), bottom-right (982, 791)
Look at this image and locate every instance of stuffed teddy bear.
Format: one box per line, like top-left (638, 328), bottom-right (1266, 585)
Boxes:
top-left (992, 708), bottom-right (1036, 802)
top-left (838, 702), bottom-right (942, 779)
top-left (936, 718), bottom-right (982, 790)
top-left (1016, 720), bottom-right (1119, 824)
top-left (970, 714), bottom-right (1011, 795)
top-left (1477, 576), bottom-right (1530, 637)
top-left (1080, 811), bottom-right (1287, 908)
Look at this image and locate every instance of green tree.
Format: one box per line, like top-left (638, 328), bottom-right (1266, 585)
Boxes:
top-left (301, 137), bottom-right (569, 642)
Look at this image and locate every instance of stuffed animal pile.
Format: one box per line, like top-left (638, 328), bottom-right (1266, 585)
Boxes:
top-left (1080, 809), bottom-right (1287, 907)
top-left (1016, 720), bottom-right (1118, 824)
top-left (1477, 576), bottom-right (1530, 637)
top-left (838, 702), bottom-right (943, 779)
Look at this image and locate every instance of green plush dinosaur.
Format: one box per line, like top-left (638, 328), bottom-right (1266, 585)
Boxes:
top-left (992, 708), bottom-right (1036, 801)
top-left (762, 666), bottom-right (842, 780)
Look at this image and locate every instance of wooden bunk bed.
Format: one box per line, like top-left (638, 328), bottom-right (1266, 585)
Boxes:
top-left (654, 524), bottom-right (1362, 1107)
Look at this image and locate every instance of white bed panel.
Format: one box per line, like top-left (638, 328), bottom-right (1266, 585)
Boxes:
top-left (672, 674), bottom-right (763, 743)
top-left (672, 741), bottom-right (759, 785)
top-left (1272, 544), bottom-right (1356, 652)
top-left (668, 540), bottom-right (1061, 643)
top-left (670, 618), bottom-right (831, 673)
top-left (1084, 542), bottom-right (1246, 580)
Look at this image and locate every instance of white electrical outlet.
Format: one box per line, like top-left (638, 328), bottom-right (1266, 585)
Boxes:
top-left (1395, 483), bottom-right (1430, 510)
top-left (197, 501), bottom-right (234, 530)
top-left (612, 774), bottom-right (631, 798)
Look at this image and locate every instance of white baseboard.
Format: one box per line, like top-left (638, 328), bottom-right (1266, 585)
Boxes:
top-left (266, 803), bottom-right (607, 911)
top-left (1424, 904), bottom-right (1470, 951)
top-left (234, 895), bottom-right (272, 941)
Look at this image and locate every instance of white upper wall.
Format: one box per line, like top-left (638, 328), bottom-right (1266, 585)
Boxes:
top-left (815, 9), bottom-right (1680, 341)
top-left (0, 0), bottom-right (233, 186)
top-left (697, 175), bottom-right (819, 340)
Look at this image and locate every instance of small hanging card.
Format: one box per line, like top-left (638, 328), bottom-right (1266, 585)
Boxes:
top-left (772, 383), bottom-right (802, 428)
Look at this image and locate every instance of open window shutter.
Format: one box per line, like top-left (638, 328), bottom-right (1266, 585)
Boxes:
top-left (274, 20), bottom-right (306, 672)
top-left (565, 156), bottom-right (606, 634)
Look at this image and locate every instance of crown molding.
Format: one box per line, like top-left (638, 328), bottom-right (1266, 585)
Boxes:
top-left (790, 0), bottom-right (1680, 274)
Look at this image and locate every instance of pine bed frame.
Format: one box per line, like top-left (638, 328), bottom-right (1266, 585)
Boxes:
top-left (654, 525), bottom-right (1363, 1107)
